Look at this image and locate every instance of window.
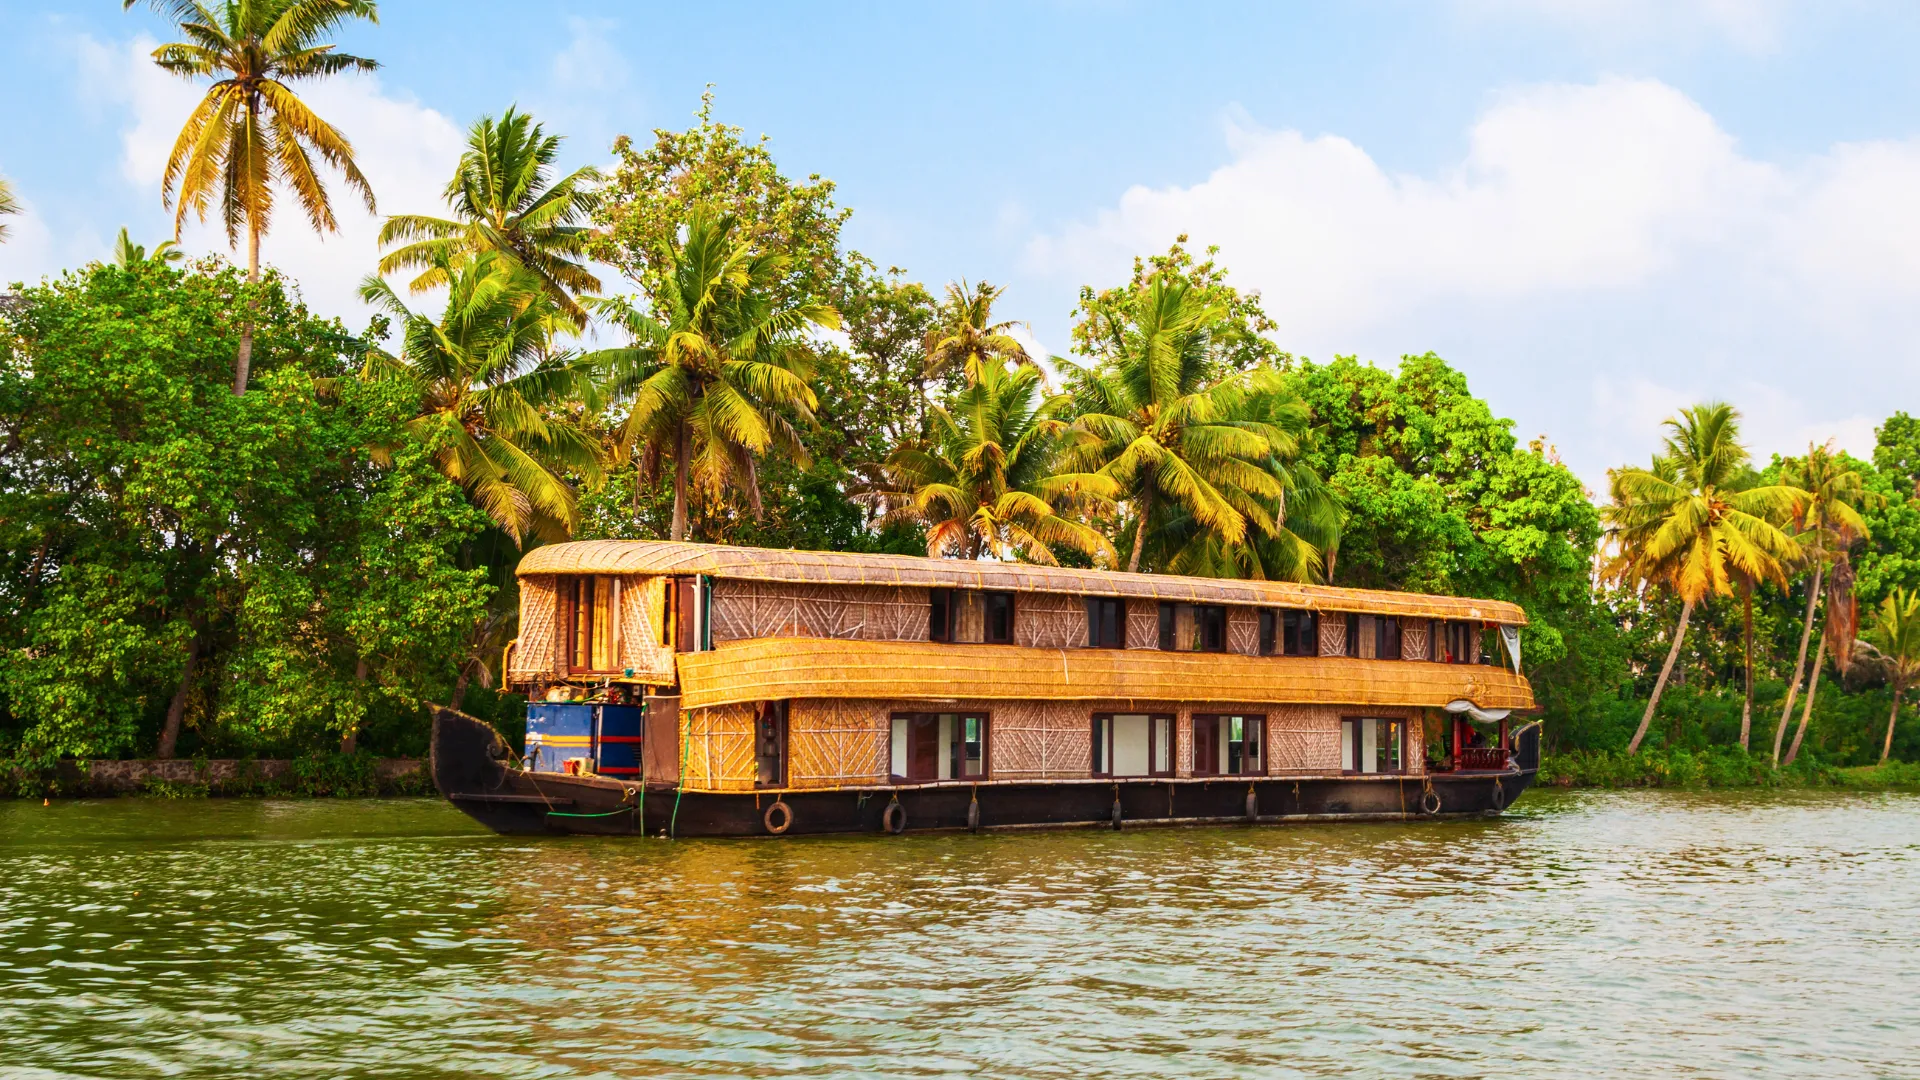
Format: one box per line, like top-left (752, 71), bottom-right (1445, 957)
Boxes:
top-left (1439, 620), bottom-right (1475, 664)
top-left (1091, 712), bottom-right (1174, 777)
top-left (1279, 610), bottom-right (1320, 656)
top-left (1086, 597), bottom-right (1125, 648)
top-left (1259, 609), bottom-right (1277, 655)
top-left (755, 701), bottom-right (788, 788)
top-left (569, 576), bottom-right (619, 671)
top-left (930, 588), bottom-right (954, 642)
top-left (1340, 717), bottom-right (1405, 774)
top-left (890, 712), bottom-right (989, 781)
top-left (1376, 617), bottom-right (1401, 661)
top-left (1193, 714), bottom-right (1265, 776)
top-left (669, 575), bottom-right (710, 653)
top-left (1344, 613), bottom-right (1361, 657)
top-left (985, 591), bottom-right (1015, 644)
top-left (1158, 603), bottom-right (1227, 652)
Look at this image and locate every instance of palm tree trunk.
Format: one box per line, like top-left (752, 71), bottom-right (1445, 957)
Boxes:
top-left (1126, 491), bottom-right (1154, 574)
top-left (745, 455), bottom-right (766, 521)
top-left (156, 631), bottom-right (201, 760)
top-left (451, 666), bottom-right (472, 711)
top-left (1628, 598), bottom-right (1694, 755)
top-left (671, 420), bottom-right (690, 542)
top-left (1775, 563), bottom-right (1824, 765)
top-left (1741, 584), bottom-right (1755, 752)
top-left (1882, 683), bottom-right (1902, 765)
top-left (1784, 630), bottom-right (1826, 766)
top-left (233, 205), bottom-right (260, 395)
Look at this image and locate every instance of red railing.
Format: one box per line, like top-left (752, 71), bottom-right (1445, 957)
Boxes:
top-left (1455, 747), bottom-right (1510, 771)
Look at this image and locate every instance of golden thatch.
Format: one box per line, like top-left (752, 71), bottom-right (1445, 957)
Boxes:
top-left (675, 637), bottom-right (1535, 712)
top-left (519, 540), bottom-right (1529, 625)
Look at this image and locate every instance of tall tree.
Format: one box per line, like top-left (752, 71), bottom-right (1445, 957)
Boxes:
top-left (128, 0), bottom-right (379, 395)
top-left (1774, 444), bottom-right (1875, 765)
top-left (0, 176), bottom-right (18, 242)
top-left (1865, 587), bottom-right (1920, 764)
top-left (377, 107), bottom-right (602, 324)
top-left (1603, 404), bottom-right (1802, 755)
top-left (359, 251), bottom-right (603, 545)
top-left (869, 360), bottom-right (1113, 564)
top-left (589, 209), bottom-right (837, 541)
top-left (921, 280), bottom-right (1032, 384)
top-left (1066, 275), bottom-right (1300, 573)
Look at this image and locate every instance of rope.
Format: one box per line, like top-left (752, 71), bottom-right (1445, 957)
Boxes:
top-left (670, 709), bottom-right (690, 838)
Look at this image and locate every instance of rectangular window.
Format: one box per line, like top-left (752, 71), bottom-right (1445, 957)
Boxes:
top-left (1086, 597), bottom-right (1125, 648)
top-left (755, 700), bottom-right (787, 788)
top-left (1158, 603), bottom-right (1226, 652)
top-left (1158, 603), bottom-right (1176, 650)
top-left (1259, 609), bottom-right (1277, 655)
top-left (890, 712), bottom-right (989, 781)
top-left (1091, 712), bottom-right (1173, 777)
top-left (1280, 610), bottom-right (1320, 656)
top-left (1344, 613), bottom-right (1360, 657)
top-left (1340, 717), bottom-right (1405, 774)
top-left (930, 588), bottom-right (954, 642)
top-left (672, 575), bottom-right (707, 653)
top-left (1440, 620), bottom-right (1476, 664)
top-left (1198, 605), bottom-right (1226, 652)
top-left (984, 592), bottom-right (1015, 645)
top-left (570, 576), bottom-right (619, 671)
top-left (1193, 714), bottom-right (1265, 776)
top-left (1377, 617), bottom-right (1401, 661)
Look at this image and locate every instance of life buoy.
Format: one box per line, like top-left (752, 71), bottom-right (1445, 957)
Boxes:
top-left (1420, 788), bottom-right (1443, 816)
top-left (882, 800), bottom-right (907, 835)
top-left (763, 800), bottom-right (793, 835)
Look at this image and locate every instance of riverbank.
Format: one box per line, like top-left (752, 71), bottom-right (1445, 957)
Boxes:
top-left (1540, 747), bottom-right (1920, 790)
top-left (2, 754), bottom-right (430, 799)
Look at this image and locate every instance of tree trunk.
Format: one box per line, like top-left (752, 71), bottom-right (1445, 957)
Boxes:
top-left (1784, 630), bottom-right (1827, 766)
top-left (451, 667), bottom-right (472, 711)
top-left (745, 454), bottom-right (766, 521)
top-left (1126, 490), bottom-right (1154, 574)
top-left (233, 203), bottom-right (260, 395)
top-left (670, 420), bottom-right (690, 542)
top-left (1775, 563), bottom-right (1824, 765)
top-left (156, 632), bottom-right (201, 760)
top-left (1741, 584), bottom-right (1755, 752)
top-left (1882, 683), bottom-right (1902, 765)
top-left (1629, 598), bottom-right (1694, 755)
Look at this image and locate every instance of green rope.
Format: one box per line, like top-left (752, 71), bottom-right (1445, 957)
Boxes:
top-left (669, 710), bottom-right (690, 839)
top-left (546, 808), bottom-right (636, 819)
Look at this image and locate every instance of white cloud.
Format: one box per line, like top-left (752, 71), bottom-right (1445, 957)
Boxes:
top-left (1027, 76), bottom-right (1920, 489)
top-left (86, 35), bottom-right (464, 326)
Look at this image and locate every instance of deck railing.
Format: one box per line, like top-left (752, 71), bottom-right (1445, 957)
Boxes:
top-left (1455, 747), bottom-right (1510, 771)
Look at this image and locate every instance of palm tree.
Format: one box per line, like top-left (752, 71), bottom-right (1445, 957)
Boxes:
top-left (0, 176), bottom-right (18, 242)
top-left (110, 227), bottom-right (185, 267)
top-left (129, 0), bottom-right (379, 394)
top-left (589, 209), bottom-right (837, 541)
top-left (869, 361), bottom-right (1115, 564)
top-left (378, 107), bottom-right (601, 325)
top-left (1066, 275), bottom-right (1299, 574)
top-left (922, 280), bottom-right (1032, 384)
top-left (1603, 404), bottom-right (1802, 755)
top-left (1865, 587), bottom-right (1920, 764)
top-left (1774, 444), bottom-right (1874, 765)
top-left (359, 251), bottom-right (603, 544)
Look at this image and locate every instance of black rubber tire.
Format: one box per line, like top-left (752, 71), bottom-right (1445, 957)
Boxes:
top-left (1111, 798), bottom-right (1123, 830)
top-left (1245, 790), bottom-right (1260, 821)
top-left (882, 801), bottom-right (907, 835)
top-left (763, 800), bottom-right (793, 835)
top-left (966, 800), bottom-right (980, 831)
top-left (1489, 781), bottom-right (1507, 812)
top-left (1420, 789), bottom-right (1443, 816)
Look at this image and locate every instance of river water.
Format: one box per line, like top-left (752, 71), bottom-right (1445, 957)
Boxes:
top-left (2, 790), bottom-right (1915, 1079)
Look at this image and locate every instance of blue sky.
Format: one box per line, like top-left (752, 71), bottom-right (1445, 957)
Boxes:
top-left (4, 1), bottom-right (1920, 488)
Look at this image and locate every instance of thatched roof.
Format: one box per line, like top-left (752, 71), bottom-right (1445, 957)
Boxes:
top-left (675, 638), bottom-right (1536, 712)
top-left (518, 540), bottom-right (1528, 625)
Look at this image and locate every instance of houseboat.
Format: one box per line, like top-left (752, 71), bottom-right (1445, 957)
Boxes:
top-left (431, 540), bottom-right (1542, 837)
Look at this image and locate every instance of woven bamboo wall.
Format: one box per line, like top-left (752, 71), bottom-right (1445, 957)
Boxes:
top-left (1266, 704), bottom-right (1422, 775)
top-left (1126, 600), bottom-right (1160, 649)
top-left (710, 580), bottom-right (930, 643)
top-left (1227, 608), bottom-right (1260, 656)
top-left (618, 576), bottom-right (677, 683)
top-left (511, 574), bottom-right (560, 680)
top-left (788, 699), bottom-right (890, 787)
top-left (1017, 593), bottom-right (1089, 649)
top-left (682, 702), bottom-right (757, 792)
top-left (1401, 621), bottom-right (1430, 662)
top-left (1318, 617), bottom-right (1347, 657)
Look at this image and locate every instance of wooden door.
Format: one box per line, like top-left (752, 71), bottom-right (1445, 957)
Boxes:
top-left (1192, 716), bottom-right (1219, 776)
top-left (908, 714), bottom-right (940, 780)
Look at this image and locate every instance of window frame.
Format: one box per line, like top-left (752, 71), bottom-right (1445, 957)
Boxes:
top-left (930, 588), bottom-right (954, 643)
top-left (1192, 713), bottom-right (1266, 777)
top-left (889, 710), bottom-right (991, 783)
top-left (1089, 711), bottom-right (1175, 778)
top-left (984, 591), bottom-right (1016, 645)
top-left (1157, 602), bottom-right (1228, 653)
top-left (1280, 609), bottom-right (1320, 657)
top-left (1339, 715), bottom-right (1407, 775)
top-left (567, 575), bottom-right (622, 674)
top-left (1085, 596), bottom-right (1126, 649)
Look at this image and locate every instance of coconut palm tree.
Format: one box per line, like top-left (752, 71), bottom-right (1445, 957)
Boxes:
top-left (922, 280), bottom-right (1032, 384)
top-left (377, 107), bottom-right (601, 324)
top-left (588, 209), bottom-right (837, 541)
top-left (128, 0), bottom-right (379, 395)
top-left (1774, 443), bottom-right (1875, 765)
top-left (358, 251), bottom-right (603, 544)
top-left (1065, 275), bottom-right (1299, 574)
top-left (110, 227), bottom-right (185, 267)
top-left (1865, 587), bottom-right (1920, 764)
top-left (0, 176), bottom-right (18, 242)
top-left (869, 360), bottom-right (1114, 564)
top-left (1603, 403), bottom-right (1802, 755)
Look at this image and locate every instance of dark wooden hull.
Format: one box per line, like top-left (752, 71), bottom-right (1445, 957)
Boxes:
top-left (432, 708), bottom-right (1539, 838)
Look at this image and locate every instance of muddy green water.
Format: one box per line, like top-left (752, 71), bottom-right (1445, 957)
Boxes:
top-left (2, 791), bottom-right (1916, 1079)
